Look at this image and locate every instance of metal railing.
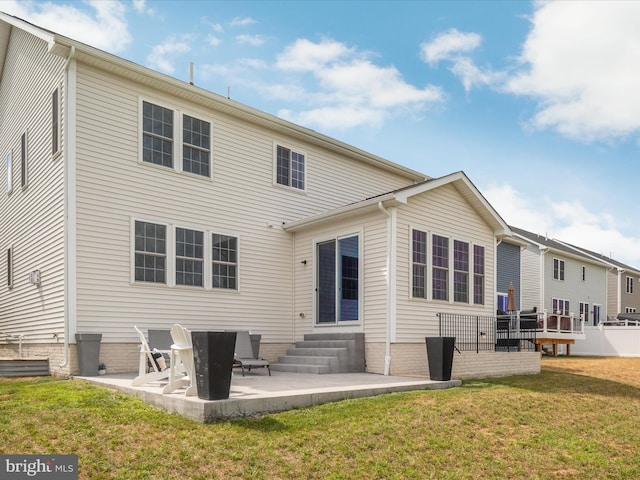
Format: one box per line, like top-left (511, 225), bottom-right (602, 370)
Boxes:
top-left (0, 331), bottom-right (26, 357)
top-left (437, 313), bottom-right (537, 353)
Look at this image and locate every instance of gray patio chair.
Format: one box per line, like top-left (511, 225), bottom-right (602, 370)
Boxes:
top-left (233, 330), bottom-right (271, 376)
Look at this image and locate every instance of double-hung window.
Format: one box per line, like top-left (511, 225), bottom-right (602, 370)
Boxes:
top-left (432, 234), bottom-right (449, 301)
top-left (176, 228), bottom-right (204, 287)
top-left (276, 145), bottom-right (305, 190)
top-left (142, 101), bottom-right (211, 177)
top-left (553, 258), bottom-right (565, 281)
top-left (134, 221), bottom-right (167, 283)
top-left (473, 245), bottom-right (485, 304)
top-left (453, 240), bottom-right (469, 303)
top-left (183, 114), bottom-right (211, 177)
top-left (142, 101), bottom-right (174, 168)
top-left (212, 234), bottom-right (238, 289)
top-left (626, 276), bottom-right (634, 294)
top-left (20, 132), bottom-right (27, 189)
top-left (411, 229), bottom-right (427, 298)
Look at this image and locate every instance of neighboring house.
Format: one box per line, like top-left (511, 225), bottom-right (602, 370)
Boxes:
top-left (510, 227), bottom-right (609, 325)
top-left (555, 243), bottom-right (640, 321)
top-left (0, 12), bottom-right (539, 379)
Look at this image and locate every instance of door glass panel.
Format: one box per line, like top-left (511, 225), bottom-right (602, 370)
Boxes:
top-left (317, 240), bottom-right (336, 324)
top-left (339, 236), bottom-right (359, 321)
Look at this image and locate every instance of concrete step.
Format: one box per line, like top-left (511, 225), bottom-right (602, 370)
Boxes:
top-left (286, 347), bottom-right (348, 357)
top-left (270, 363), bottom-right (331, 374)
top-left (303, 333), bottom-right (363, 341)
top-left (277, 355), bottom-right (338, 366)
top-left (295, 340), bottom-right (353, 349)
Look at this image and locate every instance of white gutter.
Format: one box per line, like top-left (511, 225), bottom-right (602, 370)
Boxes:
top-left (59, 45), bottom-right (76, 369)
top-left (378, 201), bottom-right (396, 376)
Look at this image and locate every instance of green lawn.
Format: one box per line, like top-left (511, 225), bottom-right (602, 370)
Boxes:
top-left (1, 356), bottom-right (639, 479)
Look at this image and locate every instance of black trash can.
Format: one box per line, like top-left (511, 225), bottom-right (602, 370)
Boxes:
top-left (75, 333), bottom-right (102, 376)
top-left (425, 337), bottom-right (455, 381)
top-left (191, 331), bottom-right (237, 400)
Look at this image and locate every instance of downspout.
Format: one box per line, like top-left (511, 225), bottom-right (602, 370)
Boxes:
top-left (617, 268), bottom-right (625, 315)
top-left (378, 202), bottom-right (396, 375)
top-left (59, 45), bottom-right (76, 369)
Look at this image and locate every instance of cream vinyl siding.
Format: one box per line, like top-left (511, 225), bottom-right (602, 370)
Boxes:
top-left (395, 184), bottom-right (496, 342)
top-left (0, 29), bottom-right (66, 341)
top-left (520, 244), bottom-right (541, 311)
top-left (607, 270), bottom-right (618, 318)
top-left (291, 209), bottom-right (388, 342)
top-left (73, 62), bottom-right (416, 343)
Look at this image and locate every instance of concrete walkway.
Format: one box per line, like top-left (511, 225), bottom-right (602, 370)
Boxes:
top-left (80, 371), bottom-right (461, 422)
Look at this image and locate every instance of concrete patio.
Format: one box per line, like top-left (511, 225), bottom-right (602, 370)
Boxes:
top-left (79, 370), bottom-right (461, 422)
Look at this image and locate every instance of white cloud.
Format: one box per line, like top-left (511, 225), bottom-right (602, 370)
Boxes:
top-left (420, 28), bottom-right (501, 91)
top-left (235, 34), bottom-right (265, 46)
top-left (132, 0), bottom-right (145, 14)
top-left (230, 16), bottom-right (255, 27)
top-left (420, 29), bottom-right (482, 65)
top-left (504, 1), bottom-right (640, 141)
top-left (272, 38), bottom-right (443, 130)
top-left (484, 182), bottom-right (640, 268)
top-left (146, 37), bottom-right (191, 74)
top-left (276, 38), bottom-right (354, 71)
top-left (207, 34), bottom-right (222, 47)
top-left (0, 0), bottom-right (132, 52)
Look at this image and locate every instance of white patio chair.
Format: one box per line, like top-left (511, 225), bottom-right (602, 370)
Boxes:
top-left (132, 326), bottom-right (171, 386)
top-left (162, 324), bottom-right (197, 396)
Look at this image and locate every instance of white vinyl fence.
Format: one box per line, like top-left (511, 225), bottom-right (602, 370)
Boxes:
top-left (571, 325), bottom-right (640, 357)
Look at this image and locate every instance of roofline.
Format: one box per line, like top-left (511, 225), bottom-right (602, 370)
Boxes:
top-left (554, 239), bottom-right (640, 274)
top-left (0, 11), bottom-right (428, 183)
top-left (284, 171), bottom-right (513, 236)
top-left (512, 231), bottom-right (611, 268)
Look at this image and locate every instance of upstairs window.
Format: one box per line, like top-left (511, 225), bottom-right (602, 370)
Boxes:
top-left (142, 101), bottom-right (174, 168)
top-left (581, 265), bottom-right (586, 282)
top-left (626, 276), bottom-right (634, 294)
top-left (183, 115), bottom-right (211, 177)
top-left (553, 258), bottom-right (565, 281)
top-left (52, 87), bottom-right (60, 156)
top-left (134, 221), bottom-right (167, 283)
top-left (276, 145), bottom-right (305, 190)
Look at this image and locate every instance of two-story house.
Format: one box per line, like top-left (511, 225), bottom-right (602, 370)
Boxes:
top-left (0, 12), bottom-right (540, 379)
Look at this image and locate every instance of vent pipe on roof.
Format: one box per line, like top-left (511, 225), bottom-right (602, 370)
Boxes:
top-left (189, 62), bottom-right (194, 85)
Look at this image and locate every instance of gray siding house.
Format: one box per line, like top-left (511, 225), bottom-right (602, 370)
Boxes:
top-left (0, 12), bottom-right (541, 379)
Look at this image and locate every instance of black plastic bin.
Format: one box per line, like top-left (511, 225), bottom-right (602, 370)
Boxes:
top-left (75, 333), bottom-right (102, 376)
top-left (191, 331), bottom-right (237, 400)
top-left (425, 337), bottom-right (455, 381)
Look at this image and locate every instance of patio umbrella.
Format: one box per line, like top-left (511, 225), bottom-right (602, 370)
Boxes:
top-left (507, 283), bottom-right (516, 313)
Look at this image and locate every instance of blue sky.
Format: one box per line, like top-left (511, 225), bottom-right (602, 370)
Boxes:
top-left (2, 0), bottom-right (640, 266)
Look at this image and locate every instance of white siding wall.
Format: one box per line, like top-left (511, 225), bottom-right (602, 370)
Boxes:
top-left (73, 63), bottom-right (414, 343)
top-left (395, 184), bottom-right (496, 342)
top-left (291, 208), bottom-right (387, 342)
top-left (0, 29), bottom-right (66, 341)
top-left (607, 270), bottom-right (618, 319)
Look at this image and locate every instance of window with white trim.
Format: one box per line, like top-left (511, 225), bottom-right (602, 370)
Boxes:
top-left (553, 258), bottom-right (565, 281)
top-left (52, 87), bottom-right (60, 156)
top-left (581, 265), bottom-right (586, 282)
top-left (625, 307), bottom-right (637, 313)
top-left (20, 132), bottom-right (27, 189)
top-left (473, 245), bottom-right (485, 305)
top-left (593, 304), bottom-right (601, 324)
top-left (276, 145), bottom-right (305, 190)
top-left (432, 234), bottom-right (449, 301)
top-left (176, 228), bottom-right (204, 287)
top-left (626, 276), bottom-right (634, 294)
top-left (6, 246), bottom-right (13, 289)
top-left (453, 240), bottom-right (469, 303)
top-left (212, 234), bottom-right (238, 289)
top-left (134, 221), bottom-right (167, 283)
top-left (579, 302), bottom-right (589, 324)
top-left (141, 100), bottom-right (211, 177)
top-left (411, 229), bottom-right (427, 298)
top-left (552, 298), bottom-right (569, 315)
